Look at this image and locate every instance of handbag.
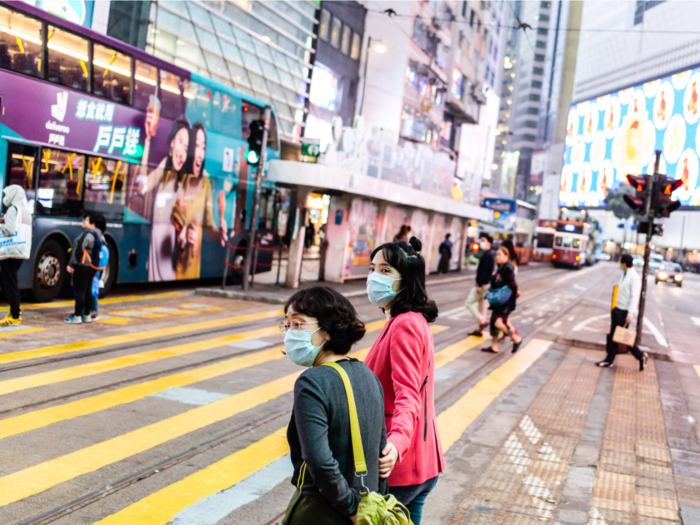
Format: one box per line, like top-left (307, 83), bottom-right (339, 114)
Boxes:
top-left (485, 285), bottom-right (512, 307)
top-left (613, 325), bottom-right (636, 346)
top-left (0, 207), bottom-right (31, 260)
top-left (323, 361), bottom-right (413, 525)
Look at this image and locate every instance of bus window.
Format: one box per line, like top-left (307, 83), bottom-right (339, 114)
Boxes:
top-left (6, 143), bottom-right (37, 205)
top-left (573, 239), bottom-right (582, 249)
top-left (133, 60), bottom-right (158, 111)
top-left (212, 90), bottom-right (238, 137)
top-left (93, 44), bottom-right (132, 104)
top-left (554, 236), bottom-right (563, 247)
top-left (36, 149), bottom-right (84, 217)
top-left (186, 81), bottom-right (213, 130)
top-left (160, 70), bottom-right (186, 120)
top-left (85, 157), bottom-right (128, 205)
top-left (563, 237), bottom-right (573, 248)
top-left (0, 5), bottom-right (42, 78)
top-left (47, 26), bottom-right (88, 92)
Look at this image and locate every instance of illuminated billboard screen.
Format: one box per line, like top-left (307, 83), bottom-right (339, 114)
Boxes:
top-left (560, 68), bottom-right (700, 208)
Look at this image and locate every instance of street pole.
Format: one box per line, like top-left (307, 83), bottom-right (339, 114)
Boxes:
top-left (242, 105), bottom-right (271, 291)
top-left (636, 149), bottom-right (660, 346)
top-left (359, 36), bottom-right (371, 116)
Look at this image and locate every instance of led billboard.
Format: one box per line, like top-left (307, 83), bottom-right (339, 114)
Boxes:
top-left (560, 68), bottom-right (700, 207)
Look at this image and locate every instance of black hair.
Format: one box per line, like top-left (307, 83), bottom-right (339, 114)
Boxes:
top-left (620, 253), bottom-right (633, 267)
top-left (184, 121), bottom-right (207, 177)
top-left (445, 233), bottom-right (451, 240)
top-left (501, 239), bottom-right (519, 266)
top-left (370, 236), bottom-right (438, 323)
top-left (480, 233), bottom-right (493, 244)
top-left (284, 286), bottom-right (366, 355)
top-left (165, 115), bottom-right (191, 175)
top-left (83, 210), bottom-right (105, 231)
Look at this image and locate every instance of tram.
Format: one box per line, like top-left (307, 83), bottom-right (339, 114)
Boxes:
top-left (552, 221), bottom-right (593, 269)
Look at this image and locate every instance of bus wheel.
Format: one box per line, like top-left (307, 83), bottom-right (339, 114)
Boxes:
top-left (31, 239), bottom-right (66, 302)
top-left (99, 241), bottom-right (118, 298)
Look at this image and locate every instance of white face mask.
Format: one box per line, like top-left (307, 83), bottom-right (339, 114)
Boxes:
top-left (284, 327), bottom-right (325, 367)
top-left (367, 272), bottom-right (402, 308)
top-left (479, 241), bottom-right (488, 250)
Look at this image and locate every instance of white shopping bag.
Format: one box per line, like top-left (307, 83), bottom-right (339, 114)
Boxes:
top-left (0, 207), bottom-right (32, 260)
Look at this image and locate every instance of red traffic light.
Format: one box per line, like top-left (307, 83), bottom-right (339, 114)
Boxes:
top-left (472, 242), bottom-right (480, 252)
top-left (623, 174), bottom-right (650, 214)
top-left (626, 174), bottom-right (648, 191)
top-left (656, 176), bottom-right (683, 217)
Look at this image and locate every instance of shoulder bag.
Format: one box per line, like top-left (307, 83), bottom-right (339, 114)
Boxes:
top-left (0, 207), bottom-right (31, 260)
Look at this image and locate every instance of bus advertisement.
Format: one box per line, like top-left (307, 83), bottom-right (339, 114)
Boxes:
top-left (0, 2), bottom-right (280, 301)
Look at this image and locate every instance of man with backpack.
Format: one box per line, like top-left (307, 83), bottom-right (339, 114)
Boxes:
top-left (65, 211), bottom-right (106, 324)
top-left (90, 213), bottom-right (108, 319)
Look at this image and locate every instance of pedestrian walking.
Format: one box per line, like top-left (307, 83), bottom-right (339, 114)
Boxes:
top-left (437, 233), bottom-right (452, 274)
top-left (482, 246), bottom-right (522, 354)
top-left (281, 286), bottom-right (388, 524)
top-left (364, 237), bottom-right (444, 525)
top-left (393, 225), bottom-right (411, 243)
top-left (90, 213), bottom-right (108, 319)
top-left (500, 239), bottom-right (521, 337)
top-left (0, 185), bottom-right (32, 326)
top-left (597, 253), bottom-right (648, 370)
top-left (465, 233), bottom-right (495, 336)
top-left (65, 211), bottom-right (106, 324)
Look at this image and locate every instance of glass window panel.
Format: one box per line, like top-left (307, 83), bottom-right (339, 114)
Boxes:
top-left (204, 51), bottom-right (230, 80)
top-left (187, 2), bottom-right (214, 29)
top-left (37, 149), bottom-right (85, 217)
top-left (6, 143), bottom-right (36, 204)
top-left (252, 38), bottom-right (273, 62)
top-left (341, 25), bottom-right (351, 55)
top-left (226, 60), bottom-right (249, 85)
top-left (351, 33), bottom-right (361, 60)
top-left (259, 59), bottom-right (280, 83)
top-left (248, 72), bottom-right (268, 92)
top-left (231, 25), bottom-right (255, 51)
top-left (158, 10), bottom-right (197, 42)
top-left (0, 5), bottom-right (42, 78)
top-left (195, 26), bottom-right (219, 53)
top-left (159, 70), bottom-right (186, 120)
top-left (330, 17), bottom-right (341, 48)
top-left (47, 26), bottom-right (88, 92)
top-left (220, 40), bottom-right (243, 66)
top-left (84, 156), bottom-right (129, 212)
top-left (133, 60), bottom-right (157, 111)
top-left (252, 3), bottom-right (307, 43)
top-left (319, 9), bottom-right (330, 41)
top-left (240, 49), bottom-right (262, 75)
top-left (93, 43), bottom-right (131, 104)
top-left (185, 81), bottom-right (212, 130)
top-left (175, 39), bottom-right (203, 66)
top-left (211, 16), bottom-right (234, 39)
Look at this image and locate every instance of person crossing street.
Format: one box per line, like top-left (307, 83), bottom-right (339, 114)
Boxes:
top-left (597, 253), bottom-right (648, 370)
top-left (466, 234), bottom-right (494, 336)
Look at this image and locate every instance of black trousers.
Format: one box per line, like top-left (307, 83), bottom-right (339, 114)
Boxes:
top-left (605, 307), bottom-right (645, 363)
top-left (0, 258), bottom-right (23, 319)
top-left (73, 266), bottom-right (96, 317)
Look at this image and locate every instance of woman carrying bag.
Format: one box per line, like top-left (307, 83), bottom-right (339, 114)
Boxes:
top-left (482, 246), bottom-right (522, 354)
top-left (364, 237), bottom-right (444, 525)
top-left (282, 286), bottom-right (404, 524)
top-left (0, 185), bottom-right (32, 326)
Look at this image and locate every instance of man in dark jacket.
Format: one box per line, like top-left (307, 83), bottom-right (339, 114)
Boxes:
top-left (466, 233), bottom-right (495, 336)
top-left (437, 233), bottom-right (453, 274)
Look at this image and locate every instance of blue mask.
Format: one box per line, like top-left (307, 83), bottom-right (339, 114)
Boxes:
top-left (284, 327), bottom-right (326, 367)
top-left (367, 272), bottom-right (402, 308)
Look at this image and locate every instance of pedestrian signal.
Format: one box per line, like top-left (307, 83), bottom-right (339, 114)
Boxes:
top-left (245, 119), bottom-right (265, 166)
top-left (623, 174), bottom-right (650, 214)
top-left (655, 176), bottom-right (683, 218)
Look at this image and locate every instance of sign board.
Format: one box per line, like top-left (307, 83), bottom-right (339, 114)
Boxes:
top-left (301, 138), bottom-right (321, 157)
top-left (483, 198), bottom-right (517, 232)
top-left (530, 150), bottom-right (547, 185)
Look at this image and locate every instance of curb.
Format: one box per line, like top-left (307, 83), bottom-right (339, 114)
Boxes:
top-left (557, 337), bottom-right (672, 362)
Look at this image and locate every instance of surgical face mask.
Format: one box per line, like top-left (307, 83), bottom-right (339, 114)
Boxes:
top-left (479, 241), bottom-right (488, 250)
top-left (284, 327), bottom-right (326, 367)
top-left (367, 272), bottom-right (402, 308)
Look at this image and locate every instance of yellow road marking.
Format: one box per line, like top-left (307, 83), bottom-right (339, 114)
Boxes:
top-left (430, 324), bottom-right (449, 335)
top-left (0, 320), bottom-right (387, 440)
top-left (438, 338), bottom-right (551, 452)
top-left (0, 292), bottom-right (189, 312)
top-left (694, 365), bottom-right (700, 383)
top-left (0, 327), bottom-right (279, 397)
top-left (0, 308), bottom-right (283, 365)
top-left (70, 334), bottom-right (489, 524)
top-left (95, 318), bottom-right (131, 325)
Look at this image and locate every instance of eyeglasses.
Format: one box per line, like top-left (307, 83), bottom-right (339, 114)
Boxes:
top-left (279, 320), bottom-right (318, 334)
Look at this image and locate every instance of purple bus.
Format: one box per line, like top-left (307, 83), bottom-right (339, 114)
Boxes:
top-left (0, 1), bottom-right (282, 301)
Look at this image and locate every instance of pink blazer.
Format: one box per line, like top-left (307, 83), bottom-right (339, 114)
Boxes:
top-left (365, 311), bottom-right (445, 487)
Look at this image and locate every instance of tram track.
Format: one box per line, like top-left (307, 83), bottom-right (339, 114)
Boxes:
top-left (10, 266), bottom-right (609, 525)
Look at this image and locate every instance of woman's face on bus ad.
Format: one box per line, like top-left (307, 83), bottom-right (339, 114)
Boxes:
top-left (171, 128), bottom-right (189, 172)
top-left (194, 128), bottom-right (206, 177)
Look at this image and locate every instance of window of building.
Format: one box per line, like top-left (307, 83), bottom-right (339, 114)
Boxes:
top-left (159, 70), bottom-right (186, 120)
top-left (310, 62), bottom-right (343, 112)
top-left (330, 17), bottom-right (341, 48)
top-left (529, 94), bottom-right (541, 101)
top-left (0, 5), bottom-right (42, 78)
top-left (350, 32), bottom-right (361, 60)
top-left (340, 25), bottom-right (351, 55)
top-left (531, 80), bottom-right (542, 88)
top-left (413, 17), bottom-right (424, 45)
top-left (462, 1), bottom-right (467, 17)
top-left (533, 67), bottom-right (544, 75)
top-left (319, 9), bottom-right (331, 41)
top-left (525, 120), bottom-right (538, 128)
top-left (534, 53), bottom-right (545, 62)
top-left (469, 9), bottom-right (475, 27)
top-left (537, 28), bottom-right (548, 36)
top-left (93, 44), bottom-right (132, 104)
top-left (538, 14), bottom-right (550, 22)
top-left (133, 59), bottom-right (157, 111)
top-left (536, 40), bottom-right (547, 49)
top-left (634, 0), bottom-right (665, 25)
top-left (527, 107), bottom-right (539, 114)
top-left (36, 149), bottom-right (85, 217)
top-left (47, 26), bottom-right (89, 92)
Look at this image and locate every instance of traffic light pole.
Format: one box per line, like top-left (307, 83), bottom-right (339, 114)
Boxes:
top-left (635, 149), bottom-right (661, 346)
top-left (242, 106), bottom-right (271, 291)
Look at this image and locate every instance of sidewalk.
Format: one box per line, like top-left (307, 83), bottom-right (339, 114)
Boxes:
top-left (196, 267), bottom-right (477, 304)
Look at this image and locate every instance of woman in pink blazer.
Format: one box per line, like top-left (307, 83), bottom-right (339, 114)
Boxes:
top-left (364, 237), bottom-right (444, 524)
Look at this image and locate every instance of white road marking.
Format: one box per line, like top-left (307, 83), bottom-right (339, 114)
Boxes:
top-left (692, 317), bottom-right (700, 327)
top-left (441, 306), bottom-right (467, 317)
top-left (643, 317), bottom-right (668, 348)
top-left (552, 321), bottom-right (562, 328)
top-left (573, 314), bottom-right (609, 332)
top-left (567, 315), bottom-right (575, 322)
top-left (573, 284), bottom-right (586, 291)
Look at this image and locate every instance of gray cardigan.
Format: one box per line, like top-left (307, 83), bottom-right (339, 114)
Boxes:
top-left (287, 358), bottom-right (387, 517)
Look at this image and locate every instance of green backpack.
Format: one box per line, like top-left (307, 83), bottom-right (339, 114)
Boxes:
top-left (323, 361), bottom-right (414, 525)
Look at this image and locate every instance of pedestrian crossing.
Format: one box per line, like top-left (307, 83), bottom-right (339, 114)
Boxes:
top-left (0, 302), bottom-right (556, 524)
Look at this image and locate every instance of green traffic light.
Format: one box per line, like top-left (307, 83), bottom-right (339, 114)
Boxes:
top-left (245, 149), bottom-right (260, 166)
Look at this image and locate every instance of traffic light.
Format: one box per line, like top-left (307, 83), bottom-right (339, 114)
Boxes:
top-left (655, 176), bottom-right (683, 218)
top-left (638, 221), bottom-right (663, 236)
top-left (244, 119), bottom-right (265, 166)
top-left (623, 174), bottom-right (650, 214)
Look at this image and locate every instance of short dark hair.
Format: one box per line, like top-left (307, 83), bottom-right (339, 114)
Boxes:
top-left (445, 233), bottom-right (451, 240)
top-left (620, 254), bottom-right (633, 267)
top-left (480, 233), bottom-right (493, 244)
top-left (284, 286), bottom-right (366, 355)
top-left (83, 211), bottom-right (105, 230)
top-left (370, 237), bottom-right (438, 323)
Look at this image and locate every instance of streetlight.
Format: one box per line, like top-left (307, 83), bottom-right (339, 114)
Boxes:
top-left (359, 36), bottom-right (387, 115)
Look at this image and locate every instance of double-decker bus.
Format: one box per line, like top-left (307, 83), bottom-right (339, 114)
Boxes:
top-left (0, 1), bottom-right (281, 301)
top-left (552, 221), bottom-right (594, 269)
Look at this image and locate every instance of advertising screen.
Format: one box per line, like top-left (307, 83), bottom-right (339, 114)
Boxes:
top-left (560, 67), bottom-right (700, 207)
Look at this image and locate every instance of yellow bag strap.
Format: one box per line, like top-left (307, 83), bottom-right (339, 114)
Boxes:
top-left (322, 361), bottom-right (368, 476)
